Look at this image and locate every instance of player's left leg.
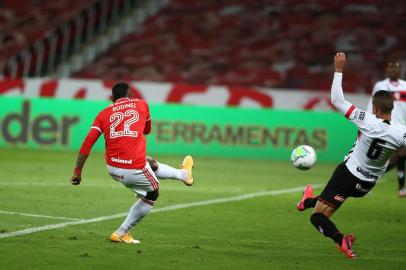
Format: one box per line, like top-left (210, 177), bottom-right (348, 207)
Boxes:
top-left (311, 200), bottom-right (356, 259)
top-left (147, 155), bottom-right (194, 186)
top-left (303, 162), bottom-right (357, 258)
top-left (112, 189), bottom-right (159, 243)
top-left (107, 163), bottom-right (160, 244)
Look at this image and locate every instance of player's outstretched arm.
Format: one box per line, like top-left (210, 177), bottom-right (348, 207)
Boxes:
top-left (71, 153), bottom-right (88, 185)
top-left (71, 128), bottom-right (101, 185)
top-left (331, 52), bottom-right (355, 116)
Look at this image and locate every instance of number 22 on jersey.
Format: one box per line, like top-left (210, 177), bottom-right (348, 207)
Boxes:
top-left (109, 109), bottom-right (140, 138)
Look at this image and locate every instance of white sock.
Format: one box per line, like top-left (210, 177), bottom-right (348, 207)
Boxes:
top-left (155, 162), bottom-right (187, 181)
top-left (117, 198), bottom-right (154, 235)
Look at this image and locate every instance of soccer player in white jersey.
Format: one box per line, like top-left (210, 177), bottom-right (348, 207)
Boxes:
top-left (367, 60), bottom-right (406, 197)
top-left (296, 53), bottom-right (406, 259)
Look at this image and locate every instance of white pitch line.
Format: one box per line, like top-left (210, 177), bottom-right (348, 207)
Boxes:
top-left (0, 184), bottom-right (323, 239)
top-left (0, 210), bottom-right (83, 221)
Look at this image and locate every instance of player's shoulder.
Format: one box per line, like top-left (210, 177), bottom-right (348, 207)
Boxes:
top-left (133, 98), bottom-right (148, 104)
top-left (92, 106), bottom-right (110, 123)
top-left (353, 108), bottom-right (373, 123)
top-left (399, 78), bottom-right (406, 86)
top-left (375, 78), bottom-right (388, 84)
top-left (389, 121), bottom-right (406, 142)
top-left (373, 79), bottom-right (388, 88)
top-left (133, 98), bottom-right (149, 108)
top-left (354, 109), bottom-right (388, 131)
top-left (390, 121), bottom-right (406, 132)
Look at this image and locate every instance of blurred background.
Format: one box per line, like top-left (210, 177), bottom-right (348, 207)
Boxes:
top-left (1, 3), bottom-right (406, 269)
top-left (0, 0), bottom-right (405, 160)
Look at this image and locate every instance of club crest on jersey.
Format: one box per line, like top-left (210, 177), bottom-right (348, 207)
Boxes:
top-left (334, 195), bottom-right (345, 202)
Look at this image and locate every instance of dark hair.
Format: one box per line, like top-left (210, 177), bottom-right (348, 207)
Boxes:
top-left (372, 90), bottom-right (394, 114)
top-left (112, 82), bottom-right (130, 100)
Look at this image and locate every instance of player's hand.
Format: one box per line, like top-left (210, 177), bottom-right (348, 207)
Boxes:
top-left (334, 52), bottom-right (346, 73)
top-left (71, 174), bottom-right (82, 185)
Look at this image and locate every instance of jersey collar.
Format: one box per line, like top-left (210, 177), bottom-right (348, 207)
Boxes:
top-left (383, 120), bottom-right (391, 125)
top-left (114, 97), bottom-right (130, 103)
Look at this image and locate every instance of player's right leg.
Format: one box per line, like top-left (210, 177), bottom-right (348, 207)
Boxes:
top-left (396, 148), bottom-right (406, 197)
top-left (147, 155), bottom-right (194, 186)
top-left (107, 163), bottom-right (160, 244)
top-left (306, 162), bottom-right (357, 259)
top-left (311, 200), bottom-right (356, 259)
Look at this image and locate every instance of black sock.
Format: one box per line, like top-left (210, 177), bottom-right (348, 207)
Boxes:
top-left (303, 196), bottom-right (319, 209)
top-left (397, 157), bottom-right (405, 190)
top-left (310, 213), bottom-right (343, 245)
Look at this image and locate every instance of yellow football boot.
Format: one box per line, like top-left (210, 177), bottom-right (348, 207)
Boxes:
top-left (182, 155), bottom-right (194, 186)
top-left (110, 232), bottom-right (140, 244)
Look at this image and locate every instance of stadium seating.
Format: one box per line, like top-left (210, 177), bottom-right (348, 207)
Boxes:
top-left (74, 0), bottom-right (406, 93)
top-left (0, 0), bottom-right (92, 71)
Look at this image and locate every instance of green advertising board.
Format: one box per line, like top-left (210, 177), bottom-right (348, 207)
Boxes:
top-left (0, 97), bottom-right (357, 162)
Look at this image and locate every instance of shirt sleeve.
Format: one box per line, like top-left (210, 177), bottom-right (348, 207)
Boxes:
top-left (331, 72), bottom-right (354, 116)
top-left (345, 107), bottom-right (378, 133)
top-left (331, 72), bottom-right (378, 132)
top-left (79, 128), bottom-right (101, 155)
top-left (90, 112), bottom-right (104, 133)
top-left (79, 113), bottom-right (103, 155)
top-left (143, 100), bottom-right (151, 135)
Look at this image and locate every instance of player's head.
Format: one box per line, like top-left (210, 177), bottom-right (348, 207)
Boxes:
top-left (386, 59), bottom-right (401, 81)
top-left (111, 82), bottom-right (131, 102)
top-left (372, 90), bottom-right (394, 117)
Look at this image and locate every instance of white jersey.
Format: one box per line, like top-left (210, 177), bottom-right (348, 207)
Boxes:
top-left (367, 78), bottom-right (406, 125)
top-left (344, 106), bottom-right (406, 182)
top-left (332, 72), bottom-right (406, 183)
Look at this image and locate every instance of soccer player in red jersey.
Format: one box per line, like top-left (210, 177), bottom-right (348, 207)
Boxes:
top-left (71, 82), bottom-right (194, 244)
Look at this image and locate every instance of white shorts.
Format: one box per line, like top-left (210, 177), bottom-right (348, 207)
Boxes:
top-left (106, 162), bottom-right (159, 196)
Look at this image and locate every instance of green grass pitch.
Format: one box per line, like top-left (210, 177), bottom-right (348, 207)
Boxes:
top-left (0, 148), bottom-right (405, 270)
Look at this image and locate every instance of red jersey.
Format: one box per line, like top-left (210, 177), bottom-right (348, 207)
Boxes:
top-left (79, 98), bottom-right (151, 169)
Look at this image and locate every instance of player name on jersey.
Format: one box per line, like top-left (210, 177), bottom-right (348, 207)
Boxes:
top-left (112, 102), bottom-right (136, 112)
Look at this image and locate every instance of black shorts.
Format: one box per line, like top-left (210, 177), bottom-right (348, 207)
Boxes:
top-left (319, 162), bottom-right (376, 209)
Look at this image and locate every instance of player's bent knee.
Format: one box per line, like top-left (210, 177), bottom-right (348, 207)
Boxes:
top-left (145, 189), bottom-right (159, 201)
top-left (310, 212), bottom-right (323, 226)
top-left (147, 156), bottom-right (158, 172)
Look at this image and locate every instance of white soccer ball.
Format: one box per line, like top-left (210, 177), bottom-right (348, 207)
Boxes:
top-left (290, 145), bottom-right (317, 170)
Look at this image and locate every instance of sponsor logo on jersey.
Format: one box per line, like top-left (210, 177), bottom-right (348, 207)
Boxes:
top-left (334, 195), bottom-right (345, 202)
top-left (111, 157), bottom-right (133, 164)
top-left (358, 111), bottom-right (365, 121)
top-left (356, 166), bottom-right (378, 180)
